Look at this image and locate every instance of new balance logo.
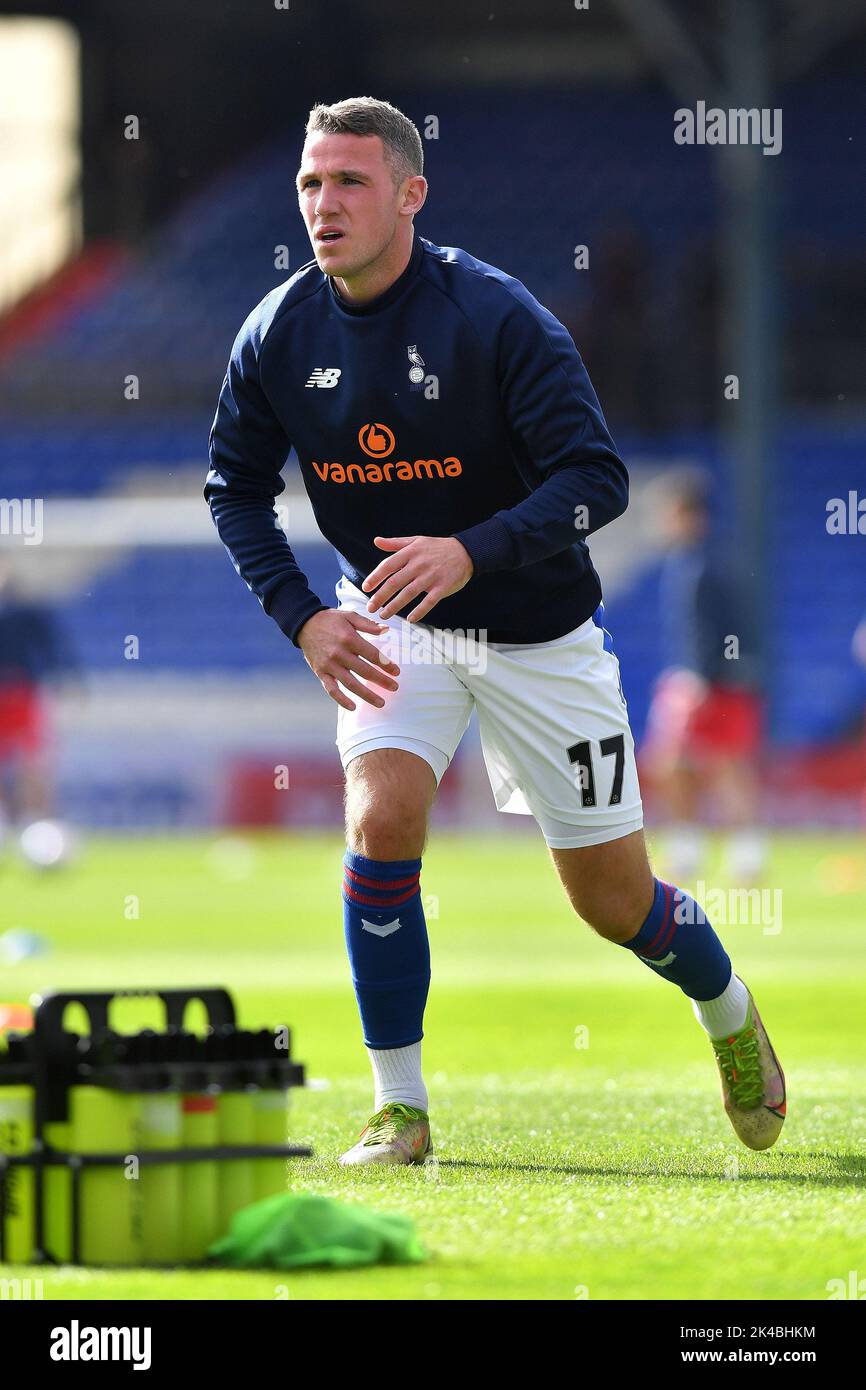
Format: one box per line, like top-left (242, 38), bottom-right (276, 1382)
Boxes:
top-left (361, 917), bottom-right (402, 938)
top-left (305, 368), bottom-right (341, 388)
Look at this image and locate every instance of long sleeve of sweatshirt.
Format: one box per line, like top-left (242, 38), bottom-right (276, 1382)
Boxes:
top-left (452, 293), bottom-right (628, 574)
top-left (205, 302), bottom-right (328, 645)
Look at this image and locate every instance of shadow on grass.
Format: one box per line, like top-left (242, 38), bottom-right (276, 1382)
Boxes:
top-left (432, 1153), bottom-right (866, 1186)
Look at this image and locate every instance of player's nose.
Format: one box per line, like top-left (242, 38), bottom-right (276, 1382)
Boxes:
top-left (313, 183), bottom-right (340, 217)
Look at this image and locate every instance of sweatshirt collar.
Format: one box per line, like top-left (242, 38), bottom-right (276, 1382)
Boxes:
top-left (328, 234), bottom-right (424, 316)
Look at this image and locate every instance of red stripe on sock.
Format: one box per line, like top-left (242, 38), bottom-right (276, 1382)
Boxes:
top-left (642, 881), bottom-right (676, 958)
top-left (656, 883), bottom-right (680, 956)
top-left (342, 879), bottom-right (421, 908)
top-left (344, 865), bottom-right (420, 892)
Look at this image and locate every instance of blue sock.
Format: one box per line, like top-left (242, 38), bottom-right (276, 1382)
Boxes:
top-left (342, 850), bottom-right (430, 1049)
top-left (620, 878), bottom-right (732, 1001)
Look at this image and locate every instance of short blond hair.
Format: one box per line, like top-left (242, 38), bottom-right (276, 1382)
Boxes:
top-left (306, 96), bottom-right (423, 187)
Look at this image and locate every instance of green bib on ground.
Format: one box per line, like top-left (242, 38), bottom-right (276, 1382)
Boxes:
top-left (207, 1191), bottom-right (427, 1269)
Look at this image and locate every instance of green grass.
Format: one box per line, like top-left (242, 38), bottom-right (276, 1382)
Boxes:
top-left (2, 830), bottom-right (865, 1300)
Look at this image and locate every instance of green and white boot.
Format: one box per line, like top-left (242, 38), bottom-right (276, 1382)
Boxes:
top-left (710, 988), bottom-right (787, 1151)
top-left (339, 1102), bottom-right (432, 1167)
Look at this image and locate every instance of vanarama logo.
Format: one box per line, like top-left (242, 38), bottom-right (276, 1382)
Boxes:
top-left (310, 423), bottom-right (462, 484)
top-left (358, 423), bottom-right (395, 457)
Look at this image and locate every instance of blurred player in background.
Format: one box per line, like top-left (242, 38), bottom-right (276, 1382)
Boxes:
top-left (852, 612), bottom-right (866, 826)
top-left (643, 470), bottom-right (766, 883)
top-left (0, 556), bottom-right (76, 867)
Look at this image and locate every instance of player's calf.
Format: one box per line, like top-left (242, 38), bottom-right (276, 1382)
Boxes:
top-left (340, 749), bottom-right (438, 1163)
top-left (551, 833), bottom-right (786, 1151)
top-left (550, 831), bottom-right (655, 942)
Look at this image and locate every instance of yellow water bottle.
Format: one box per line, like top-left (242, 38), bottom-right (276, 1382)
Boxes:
top-left (68, 1085), bottom-right (142, 1266)
top-left (180, 1092), bottom-right (219, 1262)
top-left (252, 1089), bottom-right (290, 1202)
top-left (0, 1083), bottom-right (35, 1264)
top-left (216, 1088), bottom-right (256, 1231)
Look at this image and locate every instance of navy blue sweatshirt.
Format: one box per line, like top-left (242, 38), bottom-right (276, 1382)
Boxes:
top-left (205, 233), bottom-right (628, 645)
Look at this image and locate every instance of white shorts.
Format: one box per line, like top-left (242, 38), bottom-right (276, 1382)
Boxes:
top-left (334, 576), bottom-right (643, 849)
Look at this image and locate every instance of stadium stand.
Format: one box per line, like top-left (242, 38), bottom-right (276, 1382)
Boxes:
top-left (1, 81), bottom-right (864, 812)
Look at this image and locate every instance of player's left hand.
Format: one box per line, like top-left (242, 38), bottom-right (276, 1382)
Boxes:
top-left (362, 535), bottom-right (474, 622)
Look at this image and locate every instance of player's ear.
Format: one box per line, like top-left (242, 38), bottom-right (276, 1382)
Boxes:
top-left (401, 175), bottom-right (427, 217)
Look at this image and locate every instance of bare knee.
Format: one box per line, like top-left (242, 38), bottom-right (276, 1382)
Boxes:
top-left (572, 880), bottom-right (654, 941)
top-left (345, 749), bottom-right (434, 860)
top-left (347, 798), bottom-right (428, 859)
top-left (551, 832), bottom-right (655, 943)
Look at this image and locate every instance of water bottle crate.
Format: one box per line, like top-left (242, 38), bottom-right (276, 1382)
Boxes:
top-left (0, 987), bottom-right (311, 1266)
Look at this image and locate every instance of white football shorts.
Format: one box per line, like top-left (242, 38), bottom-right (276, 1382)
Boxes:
top-left (334, 575), bottom-right (643, 849)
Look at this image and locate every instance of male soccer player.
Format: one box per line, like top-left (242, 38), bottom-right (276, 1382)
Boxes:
top-left (205, 97), bottom-right (786, 1164)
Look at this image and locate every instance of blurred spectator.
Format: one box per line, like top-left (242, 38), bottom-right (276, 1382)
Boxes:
top-left (852, 613), bottom-right (866, 827)
top-left (0, 557), bottom-right (78, 863)
top-left (641, 469), bottom-right (766, 882)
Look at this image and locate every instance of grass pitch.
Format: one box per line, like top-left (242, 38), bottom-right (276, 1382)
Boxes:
top-left (1, 829), bottom-right (864, 1300)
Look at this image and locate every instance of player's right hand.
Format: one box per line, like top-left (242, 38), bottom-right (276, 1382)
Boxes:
top-left (296, 608), bottom-right (400, 711)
